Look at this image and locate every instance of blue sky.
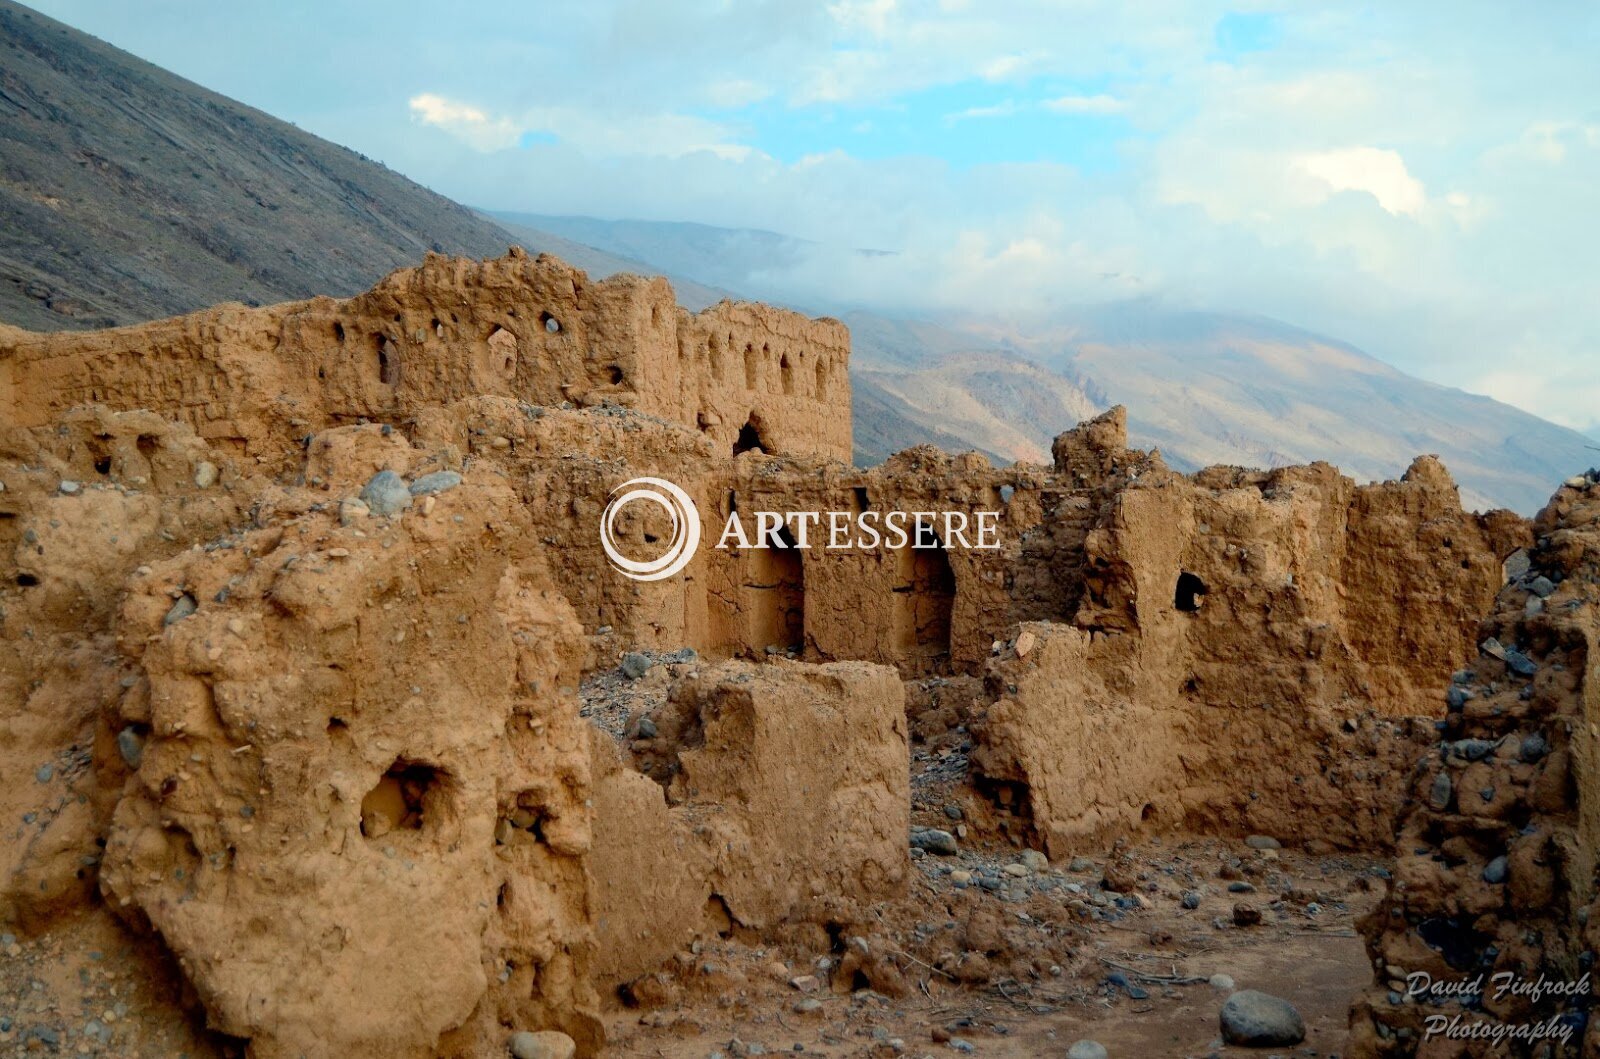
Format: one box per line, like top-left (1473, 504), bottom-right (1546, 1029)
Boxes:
top-left (28, 0), bottom-right (1600, 435)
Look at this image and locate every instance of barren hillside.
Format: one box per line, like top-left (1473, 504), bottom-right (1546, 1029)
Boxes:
top-left (0, 0), bottom-right (515, 330)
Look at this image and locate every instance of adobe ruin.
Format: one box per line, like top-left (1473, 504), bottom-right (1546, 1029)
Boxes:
top-left (0, 249), bottom-right (1574, 1058)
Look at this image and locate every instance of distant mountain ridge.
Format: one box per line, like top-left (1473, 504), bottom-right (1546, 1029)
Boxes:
top-left (490, 210), bottom-right (1599, 513)
top-left (493, 212), bottom-right (817, 298)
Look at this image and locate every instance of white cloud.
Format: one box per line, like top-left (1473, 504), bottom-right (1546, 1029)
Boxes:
top-left (827, 0), bottom-right (898, 37)
top-left (979, 54), bottom-right (1030, 81)
top-left (408, 93), bottom-right (523, 152)
top-left (1293, 147), bottom-right (1426, 216)
top-left (946, 101), bottom-right (1020, 122)
top-left (1486, 119), bottom-right (1600, 167)
top-left (1042, 93), bottom-right (1127, 115)
top-left (1472, 365), bottom-right (1600, 433)
top-left (409, 92), bottom-right (747, 160)
top-left (703, 78), bottom-right (772, 108)
top-left (949, 93), bottom-right (1126, 124)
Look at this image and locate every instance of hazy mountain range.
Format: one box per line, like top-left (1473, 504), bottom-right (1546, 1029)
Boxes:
top-left (497, 212), bottom-right (1598, 513)
top-left (1, 0), bottom-right (1593, 513)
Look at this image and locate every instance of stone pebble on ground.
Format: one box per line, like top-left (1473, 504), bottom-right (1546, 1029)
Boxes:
top-left (509, 1029), bottom-right (576, 1059)
top-left (409, 470), bottom-right (463, 496)
top-left (909, 828), bottom-right (958, 855)
top-left (1219, 989), bottom-right (1306, 1047)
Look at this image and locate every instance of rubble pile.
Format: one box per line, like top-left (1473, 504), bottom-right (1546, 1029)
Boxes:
top-left (1353, 469), bottom-right (1600, 1057)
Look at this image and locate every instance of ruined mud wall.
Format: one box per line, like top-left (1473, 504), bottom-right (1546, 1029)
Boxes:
top-left (0, 388), bottom-right (912, 1057)
top-left (97, 476), bottom-right (606, 1059)
top-left (970, 440), bottom-right (1528, 856)
top-left (0, 407), bottom-right (252, 931)
top-left (706, 446), bottom-right (1052, 674)
top-left (0, 251), bottom-right (1557, 1057)
top-left (677, 299), bottom-right (851, 463)
top-left (0, 248), bottom-right (851, 469)
top-left (590, 660), bottom-right (909, 989)
top-left (1353, 470), bottom-right (1600, 1057)
top-left (451, 422), bottom-right (1057, 676)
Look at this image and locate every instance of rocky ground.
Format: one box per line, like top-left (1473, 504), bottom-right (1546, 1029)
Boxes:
top-left (584, 652), bottom-right (1384, 1059)
top-left (0, 911), bottom-right (227, 1057)
top-left (0, 826), bottom-right (1390, 1059)
top-left (0, 836), bottom-right (1376, 1059)
top-left (600, 833), bottom-right (1381, 1059)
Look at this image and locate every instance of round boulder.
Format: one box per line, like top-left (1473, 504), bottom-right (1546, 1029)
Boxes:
top-left (1220, 989), bottom-right (1305, 1047)
top-left (509, 1030), bottom-right (576, 1059)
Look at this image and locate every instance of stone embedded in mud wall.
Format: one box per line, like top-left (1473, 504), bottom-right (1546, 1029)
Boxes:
top-left (971, 457), bottom-right (1525, 856)
top-left (0, 248), bottom-right (852, 471)
top-left (0, 408), bottom-right (250, 931)
top-left (1352, 471), bottom-right (1600, 1058)
top-left (98, 477), bottom-right (603, 1059)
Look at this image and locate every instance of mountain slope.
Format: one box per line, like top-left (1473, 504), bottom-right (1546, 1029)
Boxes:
top-left (490, 212), bottom-right (736, 312)
top-left (1034, 307), bottom-right (1594, 513)
top-left (857, 351), bottom-right (1101, 465)
top-left (507, 213), bottom-right (1599, 513)
top-left (493, 212), bottom-right (814, 298)
top-left (851, 374), bottom-right (1009, 467)
top-left (0, 0), bottom-right (516, 330)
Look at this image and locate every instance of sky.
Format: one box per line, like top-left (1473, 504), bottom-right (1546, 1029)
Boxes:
top-left (29, 0), bottom-right (1600, 436)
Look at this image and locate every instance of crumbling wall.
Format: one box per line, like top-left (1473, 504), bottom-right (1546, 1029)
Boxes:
top-left (588, 660), bottom-right (910, 990)
top-left (657, 661), bottom-right (909, 927)
top-left (1341, 455), bottom-right (1532, 713)
top-left (0, 408), bottom-right (250, 931)
top-left (0, 384), bottom-right (917, 1056)
top-left (0, 249), bottom-right (852, 469)
top-left (97, 475), bottom-right (604, 1059)
top-left (971, 452), bottom-right (1526, 856)
top-left (406, 394), bottom-right (726, 656)
top-left (677, 300), bottom-right (851, 462)
top-left (586, 732), bottom-right (705, 989)
top-left (704, 446), bottom-right (1052, 674)
top-left (0, 251), bottom-right (1562, 1058)
top-left (1352, 470), bottom-right (1600, 1057)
